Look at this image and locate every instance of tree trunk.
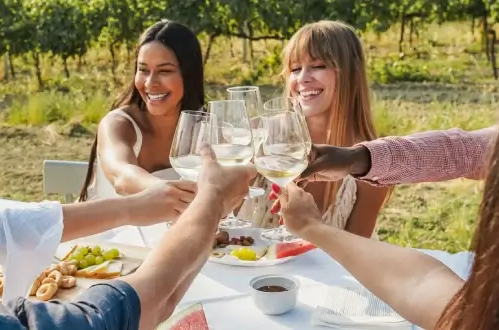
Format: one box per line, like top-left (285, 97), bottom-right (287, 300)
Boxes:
top-left (33, 52), bottom-right (43, 89)
top-left (63, 57), bottom-right (70, 78)
top-left (203, 34), bottom-right (218, 66)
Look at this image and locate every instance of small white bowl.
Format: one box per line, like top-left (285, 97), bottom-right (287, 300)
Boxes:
top-left (249, 274), bottom-right (300, 315)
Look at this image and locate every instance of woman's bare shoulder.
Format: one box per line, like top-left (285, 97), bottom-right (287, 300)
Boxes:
top-left (98, 106), bottom-right (140, 145)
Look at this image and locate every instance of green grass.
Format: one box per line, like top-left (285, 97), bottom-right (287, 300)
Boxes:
top-left (1, 21), bottom-right (497, 252)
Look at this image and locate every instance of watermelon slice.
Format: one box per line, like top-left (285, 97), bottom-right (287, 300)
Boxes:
top-left (267, 240), bottom-right (316, 259)
top-left (156, 303), bottom-right (210, 330)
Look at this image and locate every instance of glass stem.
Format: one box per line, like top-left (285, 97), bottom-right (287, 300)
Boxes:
top-left (226, 210), bottom-right (238, 224)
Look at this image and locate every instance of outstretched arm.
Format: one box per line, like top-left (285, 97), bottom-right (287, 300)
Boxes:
top-left (301, 224), bottom-right (462, 329)
top-left (301, 126), bottom-right (496, 186)
top-left (357, 126), bottom-right (496, 186)
top-left (1, 145), bottom-right (257, 330)
top-left (279, 183), bottom-right (463, 330)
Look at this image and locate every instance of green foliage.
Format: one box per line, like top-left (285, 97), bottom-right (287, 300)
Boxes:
top-left (2, 0), bottom-right (499, 84)
top-left (369, 58), bottom-right (457, 84)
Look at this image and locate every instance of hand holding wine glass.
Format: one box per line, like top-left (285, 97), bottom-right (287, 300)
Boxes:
top-left (208, 99), bottom-right (255, 229)
top-left (269, 182), bottom-right (323, 236)
top-left (254, 110), bottom-right (310, 243)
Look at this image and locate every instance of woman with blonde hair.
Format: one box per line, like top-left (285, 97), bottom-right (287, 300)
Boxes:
top-left (241, 20), bottom-right (392, 238)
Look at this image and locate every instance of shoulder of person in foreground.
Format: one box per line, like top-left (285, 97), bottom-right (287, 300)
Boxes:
top-left (1, 279), bottom-right (139, 330)
top-left (356, 125), bottom-right (498, 186)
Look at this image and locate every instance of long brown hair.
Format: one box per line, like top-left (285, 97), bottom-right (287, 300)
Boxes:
top-left (435, 133), bottom-right (498, 329)
top-left (282, 20), bottom-right (393, 213)
top-left (78, 19), bottom-right (205, 201)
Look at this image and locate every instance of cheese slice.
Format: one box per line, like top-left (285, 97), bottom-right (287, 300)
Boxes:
top-left (86, 261), bottom-right (112, 277)
top-left (94, 261), bottom-right (123, 279)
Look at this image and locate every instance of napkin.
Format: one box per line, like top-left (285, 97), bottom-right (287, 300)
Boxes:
top-left (0, 199), bottom-right (63, 305)
top-left (311, 282), bottom-right (412, 329)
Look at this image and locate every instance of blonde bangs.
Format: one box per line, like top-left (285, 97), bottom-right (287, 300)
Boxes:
top-left (283, 25), bottom-right (337, 74)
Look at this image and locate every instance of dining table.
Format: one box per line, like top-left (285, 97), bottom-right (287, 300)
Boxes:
top-left (157, 242), bottom-right (473, 330)
top-left (75, 222), bottom-right (474, 330)
top-left (0, 191), bottom-right (473, 330)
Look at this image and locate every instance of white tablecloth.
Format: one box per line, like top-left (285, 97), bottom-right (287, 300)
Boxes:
top-left (0, 198), bottom-right (473, 329)
top-left (173, 248), bottom-right (473, 330)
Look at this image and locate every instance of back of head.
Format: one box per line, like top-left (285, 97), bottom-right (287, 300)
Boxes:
top-left (436, 132), bottom-right (499, 329)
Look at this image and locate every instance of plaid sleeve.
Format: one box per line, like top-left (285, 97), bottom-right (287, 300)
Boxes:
top-left (355, 126), bottom-right (497, 186)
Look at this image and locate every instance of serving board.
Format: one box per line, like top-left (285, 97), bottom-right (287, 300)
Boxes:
top-left (0, 239), bottom-right (150, 302)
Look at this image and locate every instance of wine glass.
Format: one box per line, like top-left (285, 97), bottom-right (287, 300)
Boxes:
top-left (227, 86), bottom-right (266, 197)
top-left (170, 110), bottom-right (216, 182)
top-left (168, 110), bottom-right (216, 228)
top-left (263, 97), bottom-right (312, 154)
top-left (208, 100), bottom-right (255, 229)
top-left (254, 111), bottom-right (309, 243)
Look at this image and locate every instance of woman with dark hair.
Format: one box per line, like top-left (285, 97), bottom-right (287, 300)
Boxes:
top-left (78, 19), bottom-right (205, 247)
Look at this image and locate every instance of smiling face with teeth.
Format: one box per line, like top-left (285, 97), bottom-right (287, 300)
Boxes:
top-left (282, 21), bottom-right (376, 144)
top-left (134, 41), bottom-right (184, 117)
top-left (287, 59), bottom-right (335, 118)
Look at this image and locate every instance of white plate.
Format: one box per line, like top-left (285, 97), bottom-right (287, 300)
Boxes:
top-left (208, 228), bottom-right (295, 267)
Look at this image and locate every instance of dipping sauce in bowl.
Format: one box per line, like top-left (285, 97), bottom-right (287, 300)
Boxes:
top-left (257, 285), bottom-right (287, 292)
top-left (249, 274), bottom-right (299, 315)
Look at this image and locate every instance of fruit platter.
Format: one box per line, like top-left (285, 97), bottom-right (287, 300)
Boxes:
top-left (209, 227), bottom-right (316, 267)
top-left (0, 240), bottom-right (145, 302)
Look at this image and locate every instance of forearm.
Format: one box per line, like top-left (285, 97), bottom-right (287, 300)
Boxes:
top-left (300, 223), bottom-right (463, 329)
top-left (122, 190), bottom-right (222, 329)
top-left (355, 126), bottom-right (496, 186)
top-left (112, 164), bottom-right (165, 195)
top-left (61, 198), bottom-right (131, 242)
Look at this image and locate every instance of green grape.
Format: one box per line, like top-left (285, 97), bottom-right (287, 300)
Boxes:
top-left (103, 251), bottom-right (114, 261)
top-left (109, 248), bottom-right (120, 259)
top-left (91, 245), bottom-right (102, 256)
top-left (71, 252), bottom-right (84, 261)
top-left (85, 254), bottom-right (96, 266)
top-left (79, 259), bottom-right (88, 269)
top-left (77, 246), bottom-right (89, 255)
top-left (95, 256), bottom-right (104, 265)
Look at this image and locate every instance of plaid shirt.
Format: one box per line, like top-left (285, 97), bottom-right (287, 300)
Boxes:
top-left (356, 126), bottom-right (498, 186)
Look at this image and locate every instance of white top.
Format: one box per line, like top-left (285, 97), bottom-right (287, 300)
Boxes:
top-left (86, 110), bottom-right (180, 247)
top-left (0, 199), bottom-right (64, 304)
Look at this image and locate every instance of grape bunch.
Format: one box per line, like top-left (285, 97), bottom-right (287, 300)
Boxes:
top-left (69, 245), bottom-right (121, 269)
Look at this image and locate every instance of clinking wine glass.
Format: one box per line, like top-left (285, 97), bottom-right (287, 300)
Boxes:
top-left (208, 99), bottom-right (255, 229)
top-left (254, 111), bottom-right (309, 243)
top-left (227, 86), bottom-right (266, 197)
top-left (169, 110), bottom-right (216, 228)
top-left (263, 97), bottom-right (312, 154)
top-left (169, 110), bottom-right (216, 182)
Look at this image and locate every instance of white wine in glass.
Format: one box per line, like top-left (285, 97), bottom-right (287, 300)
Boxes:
top-left (208, 100), bottom-right (254, 229)
top-left (227, 85), bottom-right (266, 197)
top-left (169, 110), bottom-right (216, 182)
top-left (263, 97), bottom-right (312, 154)
top-left (254, 111), bottom-right (309, 243)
